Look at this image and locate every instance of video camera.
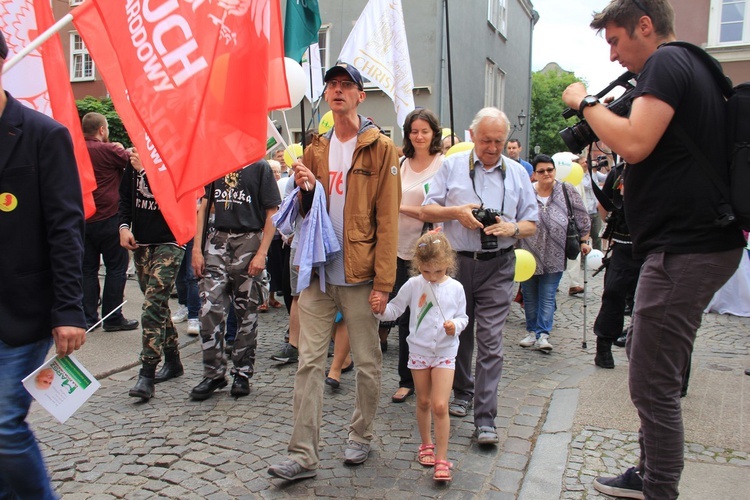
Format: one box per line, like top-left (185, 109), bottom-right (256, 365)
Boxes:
top-left (559, 72), bottom-right (637, 154)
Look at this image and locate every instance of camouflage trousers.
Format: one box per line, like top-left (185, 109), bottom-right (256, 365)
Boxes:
top-left (133, 244), bottom-right (185, 365)
top-left (200, 230), bottom-right (265, 379)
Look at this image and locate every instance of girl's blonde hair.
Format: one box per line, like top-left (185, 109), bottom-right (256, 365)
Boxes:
top-left (411, 231), bottom-right (457, 276)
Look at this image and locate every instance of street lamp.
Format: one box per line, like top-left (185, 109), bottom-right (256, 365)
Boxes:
top-left (507, 110), bottom-right (526, 141)
top-left (512, 110), bottom-right (526, 133)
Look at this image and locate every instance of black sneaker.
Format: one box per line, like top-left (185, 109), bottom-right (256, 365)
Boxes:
top-left (593, 467), bottom-right (644, 499)
top-left (270, 343), bottom-right (298, 364)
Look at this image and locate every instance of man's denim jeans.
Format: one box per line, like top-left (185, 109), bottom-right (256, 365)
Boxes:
top-left (521, 271), bottom-right (563, 337)
top-left (0, 337), bottom-right (56, 499)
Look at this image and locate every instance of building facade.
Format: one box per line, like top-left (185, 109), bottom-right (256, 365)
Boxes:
top-left (673, 0), bottom-right (750, 84)
top-left (277, 0), bottom-right (536, 146)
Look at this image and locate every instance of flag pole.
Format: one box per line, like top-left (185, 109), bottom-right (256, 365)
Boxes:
top-left (300, 46), bottom-right (313, 148)
top-left (2, 13), bottom-right (73, 74)
top-left (443, 0), bottom-right (456, 146)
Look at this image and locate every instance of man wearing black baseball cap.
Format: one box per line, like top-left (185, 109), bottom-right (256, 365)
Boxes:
top-left (268, 62), bottom-right (401, 481)
top-left (0, 29), bottom-right (87, 499)
top-left (323, 62), bottom-right (364, 90)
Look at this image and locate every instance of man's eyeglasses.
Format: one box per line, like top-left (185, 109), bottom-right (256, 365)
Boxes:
top-left (632, 0), bottom-right (651, 17)
top-left (326, 80), bottom-right (359, 90)
top-left (535, 167), bottom-right (555, 174)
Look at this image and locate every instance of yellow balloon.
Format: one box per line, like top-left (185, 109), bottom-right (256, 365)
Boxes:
top-left (441, 127), bottom-right (452, 139)
top-left (318, 111), bottom-right (334, 135)
top-left (283, 144), bottom-right (304, 166)
top-left (514, 249), bottom-right (536, 282)
top-left (565, 163), bottom-right (584, 185)
top-left (445, 142), bottom-right (474, 157)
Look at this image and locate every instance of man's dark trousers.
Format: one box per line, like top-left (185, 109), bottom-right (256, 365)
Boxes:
top-left (594, 242), bottom-right (643, 341)
top-left (627, 248), bottom-right (741, 499)
top-left (83, 215), bottom-right (128, 326)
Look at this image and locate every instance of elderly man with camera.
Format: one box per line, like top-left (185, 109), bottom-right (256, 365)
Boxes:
top-left (421, 107), bottom-right (537, 446)
top-left (562, 1), bottom-right (745, 499)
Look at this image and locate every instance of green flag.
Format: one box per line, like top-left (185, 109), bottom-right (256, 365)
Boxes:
top-left (284, 0), bottom-right (322, 63)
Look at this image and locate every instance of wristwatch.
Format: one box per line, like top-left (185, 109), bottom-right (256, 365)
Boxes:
top-left (578, 95), bottom-right (599, 117)
top-left (513, 222), bottom-right (520, 237)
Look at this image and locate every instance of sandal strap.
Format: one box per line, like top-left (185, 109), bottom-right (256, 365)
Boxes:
top-left (418, 444), bottom-right (435, 452)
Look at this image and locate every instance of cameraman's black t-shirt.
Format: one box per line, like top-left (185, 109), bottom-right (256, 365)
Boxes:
top-left (625, 45), bottom-right (744, 257)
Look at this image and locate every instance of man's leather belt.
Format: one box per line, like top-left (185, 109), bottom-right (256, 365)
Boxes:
top-left (214, 227), bottom-right (261, 234)
top-left (457, 247), bottom-right (513, 261)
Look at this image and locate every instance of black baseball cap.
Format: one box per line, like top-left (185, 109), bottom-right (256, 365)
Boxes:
top-left (0, 30), bottom-right (8, 60)
top-left (324, 62), bottom-right (364, 90)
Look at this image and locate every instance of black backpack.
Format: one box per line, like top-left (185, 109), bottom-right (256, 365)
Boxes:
top-left (664, 41), bottom-right (750, 231)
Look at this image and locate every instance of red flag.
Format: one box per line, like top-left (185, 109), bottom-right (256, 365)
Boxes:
top-left (1, 0), bottom-right (97, 219)
top-left (72, 0), bottom-right (290, 208)
top-left (72, 1), bottom-right (198, 245)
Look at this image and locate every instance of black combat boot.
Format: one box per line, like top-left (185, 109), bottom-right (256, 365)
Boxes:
top-left (594, 337), bottom-right (615, 369)
top-left (154, 349), bottom-right (184, 384)
top-left (129, 364), bottom-right (156, 400)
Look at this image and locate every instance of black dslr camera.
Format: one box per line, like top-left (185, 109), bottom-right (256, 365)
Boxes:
top-left (592, 155), bottom-right (609, 169)
top-left (472, 207), bottom-right (502, 250)
top-left (560, 72), bottom-right (637, 154)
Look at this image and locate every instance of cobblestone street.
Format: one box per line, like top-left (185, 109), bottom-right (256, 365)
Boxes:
top-left (29, 271), bottom-right (750, 499)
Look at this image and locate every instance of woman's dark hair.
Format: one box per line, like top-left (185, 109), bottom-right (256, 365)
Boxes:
top-left (402, 108), bottom-right (442, 158)
top-left (531, 154), bottom-right (555, 169)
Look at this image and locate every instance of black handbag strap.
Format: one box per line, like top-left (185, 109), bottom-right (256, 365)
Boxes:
top-left (560, 181), bottom-right (575, 221)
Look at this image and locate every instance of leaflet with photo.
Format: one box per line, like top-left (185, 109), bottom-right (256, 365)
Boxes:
top-left (22, 354), bottom-right (101, 424)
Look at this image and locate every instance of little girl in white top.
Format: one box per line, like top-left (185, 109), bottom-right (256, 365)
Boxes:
top-left (371, 231), bottom-right (468, 482)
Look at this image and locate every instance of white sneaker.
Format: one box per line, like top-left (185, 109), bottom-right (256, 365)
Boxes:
top-left (171, 305), bottom-right (188, 323)
top-left (536, 334), bottom-right (553, 351)
top-left (187, 318), bottom-right (200, 336)
top-left (519, 333), bottom-right (537, 347)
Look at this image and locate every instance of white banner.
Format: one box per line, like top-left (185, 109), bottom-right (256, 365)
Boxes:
top-left (302, 42), bottom-right (324, 103)
top-left (338, 0), bottom-right (415, 127)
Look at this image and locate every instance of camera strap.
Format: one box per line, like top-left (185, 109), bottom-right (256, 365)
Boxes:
top-left (468, 149), bottom-right (507, 215)
top-left (586, 147), bottom-right (621, 213)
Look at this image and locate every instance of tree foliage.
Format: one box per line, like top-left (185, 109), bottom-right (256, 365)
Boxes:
top-left (75, 96), bottom-right (131, 148)
top-left (529, 70), bottom-right (582, 157)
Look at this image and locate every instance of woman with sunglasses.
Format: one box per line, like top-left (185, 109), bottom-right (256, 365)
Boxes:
top-left (518, 154), bottom-right (591, 352)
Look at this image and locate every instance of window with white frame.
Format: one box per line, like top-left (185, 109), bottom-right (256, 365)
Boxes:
top-left (318, 24), bottom-right (331, 71)
top-left (70, 32), bottom-right (94, 81)
top-left (484, 59), bottom-right (506, 108)
top-left (709, 0), bottom-right (749, 45)
top-left (488, 0), bottom-right (508, 36)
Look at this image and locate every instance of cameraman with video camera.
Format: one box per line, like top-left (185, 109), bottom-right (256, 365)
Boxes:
top-left (421, 107), bottom-right (537, 446)
top-left (562, 1), bottom-right (745, 498)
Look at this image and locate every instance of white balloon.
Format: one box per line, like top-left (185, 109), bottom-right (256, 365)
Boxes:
top-left (586, 249), bottom-right (605, 270)
top-left (284, 57), bottom-right (307, 109)
top-left (552, 151), bottom-right (575, 181)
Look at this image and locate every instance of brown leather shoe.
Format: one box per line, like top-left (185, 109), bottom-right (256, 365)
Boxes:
top-left (568, 286), bottom-right (584, 296)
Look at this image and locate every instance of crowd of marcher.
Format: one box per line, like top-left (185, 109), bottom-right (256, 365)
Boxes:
top-left (3, 1), bottom-right (750, 496)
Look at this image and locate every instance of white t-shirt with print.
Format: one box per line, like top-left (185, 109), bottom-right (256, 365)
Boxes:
top-left (326, 133), bottom-right (357, 286)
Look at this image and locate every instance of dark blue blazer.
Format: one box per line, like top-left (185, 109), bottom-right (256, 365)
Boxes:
top-left (0, 93), bottom-right (86, 346)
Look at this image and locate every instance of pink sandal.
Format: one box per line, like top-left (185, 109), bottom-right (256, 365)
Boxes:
top-left (433, 459), bottom-right (452, 482)
top-left (417, 444), bottom-right (435, 466)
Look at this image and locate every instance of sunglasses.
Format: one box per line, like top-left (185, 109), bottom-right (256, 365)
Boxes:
top-left (535, 167), bottom-right (555, 174)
